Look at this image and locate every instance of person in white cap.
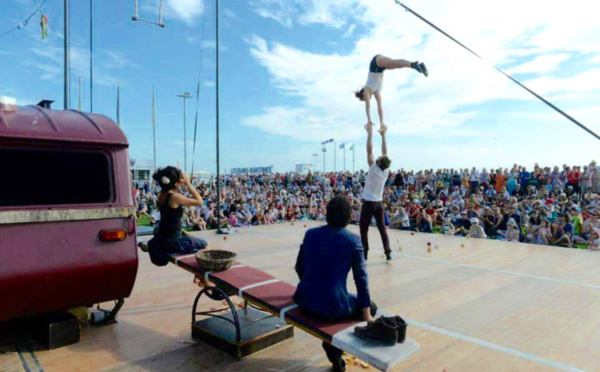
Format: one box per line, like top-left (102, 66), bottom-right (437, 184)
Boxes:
top-left (467, 217), bottom-right (487, 239)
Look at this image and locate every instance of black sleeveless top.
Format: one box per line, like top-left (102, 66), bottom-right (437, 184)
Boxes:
top-left (156, 193), bottom-right (183, 240)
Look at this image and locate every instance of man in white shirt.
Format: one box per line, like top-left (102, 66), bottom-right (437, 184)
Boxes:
top-left (359, 123), bottom-right (392, 261)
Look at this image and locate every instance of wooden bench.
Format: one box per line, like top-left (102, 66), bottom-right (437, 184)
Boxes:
top-left (168, 252), bottom-right (420, 371)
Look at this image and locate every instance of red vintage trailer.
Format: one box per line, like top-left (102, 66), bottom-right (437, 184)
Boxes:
top-left (0, 98), bottom-right (138, 323)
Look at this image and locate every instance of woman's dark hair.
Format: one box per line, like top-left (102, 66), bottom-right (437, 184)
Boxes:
top-left (326, 195), bottom-right (352, 228)
top-left (152, 166), bottom-right (182, 191)
top-left (354, 88), bottom-right (365, 101)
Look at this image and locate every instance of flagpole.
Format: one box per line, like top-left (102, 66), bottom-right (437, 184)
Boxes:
top-left (352, 145), bottom-right (355, 173)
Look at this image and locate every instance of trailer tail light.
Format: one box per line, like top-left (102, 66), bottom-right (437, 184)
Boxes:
top-left (99, 229), bottom-right (127, 242)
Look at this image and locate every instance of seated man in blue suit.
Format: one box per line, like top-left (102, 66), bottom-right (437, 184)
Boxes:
top-left (294, 195), bottom-right (377, 372)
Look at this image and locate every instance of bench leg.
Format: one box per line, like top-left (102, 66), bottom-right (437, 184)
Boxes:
top-left (90, 299), bottom-right (125, 326)
top-left (192, 286), bottom-right (242, 342)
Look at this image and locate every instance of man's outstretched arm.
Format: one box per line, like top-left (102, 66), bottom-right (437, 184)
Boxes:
top-left (365, 123), bottom-right (374, 166)
top-left (380, 124), bottom-right (388, 156)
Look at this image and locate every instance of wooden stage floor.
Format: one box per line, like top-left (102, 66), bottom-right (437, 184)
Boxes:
top-left (2, 221), bottom-right (600, 372)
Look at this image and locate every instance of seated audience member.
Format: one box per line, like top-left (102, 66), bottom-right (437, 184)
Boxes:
top-left (285, 206), bottom-right (296, 222)
top-left (441, 216), bottom-right (455, 235)
top-left (533, 219), bottom-right (552, 245)
top-left (587, 228), bottom-right (600, 251)
top-left (454, 211), bottom-right (472, 236)
top-left (574, 211), bottom-right (600, 244)
top-left (293, 196), bottom-right (377, 372)
top-left (467, 217), bottom-right (487, 239)
top-left (228, 211), bottom-right (239, 227)
top-left (350, 201), bottom-right (361, 224)
top-left (549, 217), bottom-right (572, 247)
top-left (252, 210), bottom-right (267, 226)
top-left (416, 210), bottom-right (433, 233)
top-left (391, 207), bottom-right (411, 230)
top-left (497, 218), bottom-right (520, 242)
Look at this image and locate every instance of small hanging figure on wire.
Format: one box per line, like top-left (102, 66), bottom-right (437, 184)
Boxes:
top-left (40, 14), bottom-right (48, 39)
top-left (355, 55), bottom-right (428, 130)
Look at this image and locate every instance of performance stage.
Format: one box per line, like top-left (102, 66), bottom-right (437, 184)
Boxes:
top-left (1, 221), bottom-right (599, 372)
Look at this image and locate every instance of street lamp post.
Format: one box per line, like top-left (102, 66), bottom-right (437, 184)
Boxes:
top-left (351, 144), bottom-right (355, 173)
top-left (312, 153), bottom-right (318, 170)
top-left (321, 146), bottom-right (326, 172)
top-left (341, 143), bottom-right (346, 172)
top-left (176, 92), bottom-right (192, 173)
top-left (334, 140), bottom-right (337, 172)
top-left (152, 87), bottom-right (157, 172)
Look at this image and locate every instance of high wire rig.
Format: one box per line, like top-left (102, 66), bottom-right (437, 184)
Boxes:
top-left (132, 0), bottom-right (166, 27)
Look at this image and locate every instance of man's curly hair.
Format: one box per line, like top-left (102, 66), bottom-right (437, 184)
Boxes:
top-left (326, 195), bottom-right (352, 228)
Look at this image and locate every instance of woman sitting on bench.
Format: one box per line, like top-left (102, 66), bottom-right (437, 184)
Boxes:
top-left (144, 166), bottom-right (208, 266)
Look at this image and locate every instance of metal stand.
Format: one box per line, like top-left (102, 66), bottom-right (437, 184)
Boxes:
top-left (192, 287), bottom-right (274, 343)
top-left (191, 287), bottom-right (294, 357)
top-left (89, 299), bottom-right (125, 326)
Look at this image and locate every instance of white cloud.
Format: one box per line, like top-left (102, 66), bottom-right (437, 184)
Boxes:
top-left (166, 0), bottom-right (204, 25)
top-left (243, 0), bottom-right (600, 170)
top-left (28, 42), bottom-right (136, 87)
top-left (223, 8), bottom-right (239, 20)
top-left (251, 0), bottom-right (360, 28)
top-left (250, 0), bottom-right (294, 28)
top-left (524, 69), bottom-right (600, 95)
top-left (343, 24), bottom-right (356, 38)
top-left (507, 53), bottom-right (571, 75)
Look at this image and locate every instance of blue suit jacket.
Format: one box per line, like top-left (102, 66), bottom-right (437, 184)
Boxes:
top-left (293, 225), bottom-right (371, 319)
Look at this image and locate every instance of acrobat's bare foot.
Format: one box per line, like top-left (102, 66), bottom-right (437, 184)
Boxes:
top-left (378, 124), bottom-right (388, 136)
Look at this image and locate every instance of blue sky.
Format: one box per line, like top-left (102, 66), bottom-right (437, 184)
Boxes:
top-left (1, 0), bottom-right (599, 174)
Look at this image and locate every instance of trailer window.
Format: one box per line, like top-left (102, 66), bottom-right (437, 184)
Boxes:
top-left (0, 148), bottom-right (112, 207)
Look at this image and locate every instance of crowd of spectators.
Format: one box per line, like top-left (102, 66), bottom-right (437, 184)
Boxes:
top-left (134, 161), bottom-right (600, 250)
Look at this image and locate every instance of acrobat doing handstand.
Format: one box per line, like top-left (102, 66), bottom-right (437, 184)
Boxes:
top-left (355, 55), bottom-right (428, 129)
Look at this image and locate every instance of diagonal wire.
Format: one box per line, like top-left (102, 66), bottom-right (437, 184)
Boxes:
top-left (392, 0), bottom-right (600, 141)
top-left (190, 0), bottom-right (208, 177)
top-left (0, 0), bottom-right (47, 39)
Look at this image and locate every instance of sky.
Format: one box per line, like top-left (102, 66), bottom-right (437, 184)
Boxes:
top-left (1, 0), bottom-right (599, 174)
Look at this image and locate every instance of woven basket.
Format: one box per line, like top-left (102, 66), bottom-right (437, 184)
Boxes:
top-left (195, 250), bottom-right (237, 272)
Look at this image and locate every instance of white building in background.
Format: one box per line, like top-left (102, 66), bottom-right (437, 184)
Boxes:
top-left (130, 159), bottom-right (154, 181)
top-left (296, 164), bottom-right (313, 174)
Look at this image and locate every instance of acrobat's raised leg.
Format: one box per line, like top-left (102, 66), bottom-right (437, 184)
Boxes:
top-left (376, 55), bottom-right (428, 76)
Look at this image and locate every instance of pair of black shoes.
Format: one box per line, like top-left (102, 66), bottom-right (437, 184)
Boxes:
top-left (411, 61), bottom-right (429, 77)
top-left (354, 316), bottom-right (407, 345)
top-left (363, 251), bottom-right (392, 261)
